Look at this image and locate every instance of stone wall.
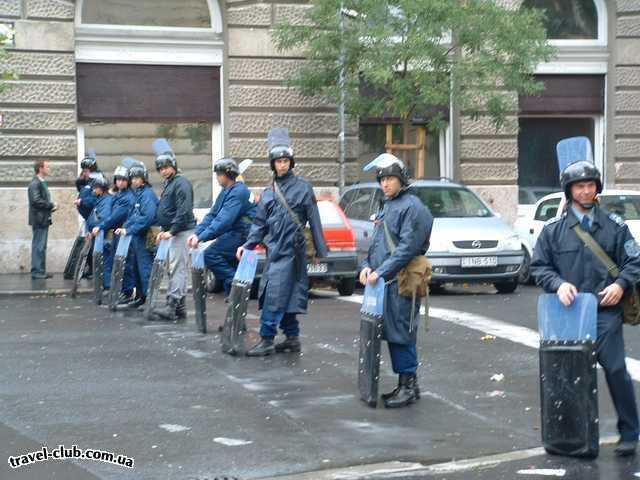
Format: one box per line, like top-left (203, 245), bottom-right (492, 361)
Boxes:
top-left (614, 0), bottom-right (640, 190)
top-left (224, 0), bottom-right (358, 187)
top-left (0, 0), bottom-right (77, 273)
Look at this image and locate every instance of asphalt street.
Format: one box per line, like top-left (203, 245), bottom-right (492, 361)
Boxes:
top-left (2, 284), bottom-right (640, 480)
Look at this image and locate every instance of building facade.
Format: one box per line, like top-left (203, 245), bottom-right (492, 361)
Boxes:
top-left (0, 0), bottom-right (638, 273)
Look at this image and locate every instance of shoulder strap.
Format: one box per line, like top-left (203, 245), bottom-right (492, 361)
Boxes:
top-left (382, 220), bottom-right (397, 254)
top-left (272, 180), bottom-right (303, 230)
top-left (572, 224), bottom-right (620, 277)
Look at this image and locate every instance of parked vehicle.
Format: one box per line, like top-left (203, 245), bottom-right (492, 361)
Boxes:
top-left (339, 179), bottom-right (525, 294)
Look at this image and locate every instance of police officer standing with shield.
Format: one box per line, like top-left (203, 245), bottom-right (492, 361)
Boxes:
top-left (187, 158), bottom-right (256, 297)
top-left (86, 172), bottom-right (114, 293)
top-left (358, 154), bottom-right (432, 408)
top-left (149, 138), bottom-right (196, 321)
top-left (532, 137), bottom-right (640, 456)
top-left (237, 128), bottom-right (328, 356)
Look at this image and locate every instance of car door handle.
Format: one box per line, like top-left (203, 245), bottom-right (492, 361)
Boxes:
top-left (529, 228), bottom-right (534, 234)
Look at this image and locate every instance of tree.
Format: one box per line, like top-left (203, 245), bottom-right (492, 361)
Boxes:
top-left (0, 24), bottom-right (17, 94)
top-left (274, 0), bottom-right (554, 136)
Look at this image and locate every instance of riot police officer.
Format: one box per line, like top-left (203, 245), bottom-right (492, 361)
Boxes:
top-left (359, 154), bottom-right (433, 408)
top-left (86, 172), bottom-right (114, 291)
top-left (531, 150), bottom-right (640, 456)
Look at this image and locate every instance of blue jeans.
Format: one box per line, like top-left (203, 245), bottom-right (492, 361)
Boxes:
top-left (388, 342), bottom-right (418, 374)
top-left (31, 227), bottom-right (49, 276)
top-left (130, 235), bottom-right (154, 298)
top-left (259, 311), bottom-right (300, 339)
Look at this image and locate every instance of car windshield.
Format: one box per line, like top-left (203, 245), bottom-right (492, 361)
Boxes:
top-left (317, 201), bottom-right (346, 227)
top-left (413, 186), bottom-right (493, 218)
top-left (600, 195), bottom-right (640, 221)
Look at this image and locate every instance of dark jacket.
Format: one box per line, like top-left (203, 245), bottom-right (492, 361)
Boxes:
top-left (27, 176), bottom-right (54, 228)
top-left (362, 188), bottom-right (433, 344)
top-left (123, 184), bottom-right (158, 237)
top-left (196, 182), bottom-right (256, 242)
top-left (531, 206), bottom-right (640, 304)
top-left (99, 189), bottom-right (135, 232)
top-left (244, 171), bottom-right (328, 314)
top-left (77, 184), bottom-right (98, 220)
top-left (156, 174), bottom-right (196, 235)
top-left (86, 194), bottom-right (114, 232)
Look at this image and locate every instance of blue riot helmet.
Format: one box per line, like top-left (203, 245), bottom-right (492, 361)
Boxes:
top-left (80, 148), bottom-right (98, 171)
top-left (123, 157), bottom-right (148, 183)
top-left (214, 157), bottom-right (240, 180)
top-left (89, 171), bottom-right (109, 190)
top-left (364, 153), bottom-right (409, 186)
top-left (267, 128), bottom-right (294, 170)
top-left (152, 138), bottom-right (177, 171)
top-left (557, 137), bottom-right (602, 208)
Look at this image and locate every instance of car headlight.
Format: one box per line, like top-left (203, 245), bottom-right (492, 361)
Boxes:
top-left (500, 235), bottom-right (521, 251)
top-left (428, 237), bottom-right (450, 253)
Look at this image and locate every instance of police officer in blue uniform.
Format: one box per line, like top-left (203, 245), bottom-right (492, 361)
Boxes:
top-left (75, 150), bottom-right (99, 221)
top-left (86, 172), bottom-right (114, 291)
top-left (115, 162), bottom-right (158, 309)
top-left (531, 144), bottom-right (640, 456)
top-left (359, 154), bottom-right (433, 408)
top-left (237, 128), bottom-right (328, 356)
top-left (188, 158), bottom-right (257, 297)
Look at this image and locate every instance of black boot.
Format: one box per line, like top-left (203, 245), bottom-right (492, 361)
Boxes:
top-left (382, 376), bottom-right (420, 400)
top-left (175, 296), bottom-right (187, 320)
top-left (120, 295), bottom-right (145, 310)
top-left (383, 374), bottom-right (418, 409)
top-left (117, 292), bottom-right (134, 305)
top-left (246, 337), bottom-right (275, 357)
top-left (275, 336), bottom-right (301, 353)
top-left (615, 439), bottom-right (638, 457)
top-left (150, 296), bottom-right (178, 321)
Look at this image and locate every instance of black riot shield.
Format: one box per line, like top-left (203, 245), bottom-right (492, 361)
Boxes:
top-left (64, 232), bottom-right (86, 280)
top-left (221, 250), bottom-right (258, 355)
top-left (538, 293), bottom-right (599, 458)
top-left (144, 238), bottom-right (171, 321)
top-left (358, 279), bottom-right (385, 408)
top-left (191, 248), bottom-right (207, 333)
top-left (108, 235), bottom-right (132, 311)
top-left (93, 231), bottom-right (105, 305)
top-left (71, 236), bottom-right (92, 298)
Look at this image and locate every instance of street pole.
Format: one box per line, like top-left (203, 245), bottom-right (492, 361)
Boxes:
top-left (338, 0), bottom-right (346, 194)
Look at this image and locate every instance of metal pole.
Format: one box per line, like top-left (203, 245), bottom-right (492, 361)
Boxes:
top-left (338, 0), bottom-right (346, 193)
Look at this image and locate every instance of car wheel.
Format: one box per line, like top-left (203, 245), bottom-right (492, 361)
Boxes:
top-left (518, 248), bottom-right (532, 285)
top-left (494, 279), bottom-right (518, 294)
top-left (429, 283), bottom-right (445, 294)
top-left (337, 277), bottom-right (356, 296)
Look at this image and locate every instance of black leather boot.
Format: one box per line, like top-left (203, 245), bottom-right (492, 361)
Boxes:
top-left (121, 295), bottom-right (145, 310)
top-left (275, 336), bottom-right (301, 353)
top-left (383, 374), bottom-right (418, 409)
top-left (246, 338), bottom-right (275, 357)
top-left (175, 296), bottom-right (187, 320)
top-left (150, 296), bottom-right (178, 321)
top-left (382, 376), bottom-right (420, 400)
top-left (117, 292), bottom-right (134, 305)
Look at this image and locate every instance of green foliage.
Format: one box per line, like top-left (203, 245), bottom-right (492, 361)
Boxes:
top-left (0, 25), bottom-right (18, 93)
top-left (274, 0), bottom-right (555, 131)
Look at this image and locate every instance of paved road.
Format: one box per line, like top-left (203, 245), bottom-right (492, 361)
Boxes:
top-left (1, 284), bottom-right (640, 479)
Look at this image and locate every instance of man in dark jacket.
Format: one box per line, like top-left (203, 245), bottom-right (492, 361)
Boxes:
top-left (531, 138), bottom-right (640, 456)
top-left (188, 158), bottom-right (257, 297)
top-left (359, 153), bottom-right (433, 409)
top-left (149, 138), bottom-right (196, 321)
top-left (86, 172), bottom-right (114, 291)
top-left (28, 160), bottom-right (57, 279)
top-left (237, 128), bottom-right (328, 356)
top-left (74, 150), bottom-right (99, 220)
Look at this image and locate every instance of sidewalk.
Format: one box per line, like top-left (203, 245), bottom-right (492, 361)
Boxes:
top-left (0, 273), bottom-right (93, 296)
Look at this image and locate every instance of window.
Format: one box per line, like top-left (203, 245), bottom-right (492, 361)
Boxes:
top-left (339, 189), bottom-right (358, 215)
top-left (348, 188), bottom-right (376, 220)
top-left (523, 0), bottom-right (597, 40)
top-left (534, 198), bottom-right (561, 222)
top-left (413, 187), bottom-right (492, 218)
top-left (81, 0), bottom-right (212, 28)
top-left (599, 196), bottom-right (640, 221)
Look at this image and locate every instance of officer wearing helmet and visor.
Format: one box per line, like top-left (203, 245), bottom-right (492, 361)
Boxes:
top-left (359, 153), bottom-right (433, 408)
top-left (75, 149), bottom-right (100, 220)
top-left (531, 137), bottom-right (640, 456)
top-left (86, 172), bottom-right (114, 291)
top-left (188, 158), bottom-right (257, 299)
top-left (237, 128), bottom-right (328, 356)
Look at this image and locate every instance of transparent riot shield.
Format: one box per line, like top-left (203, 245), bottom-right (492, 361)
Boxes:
top-left (191, 248), bottom-right (207, 333)
top-left (64, 226), bottom-right (86, 280)
top-left (93, 230), bottom-right (105, 305)
top-left (109, 235), bottom-right (132, 311)
top-left (358, 278), bottom-right (385, 408)
top-left (144, 238), bottom-right (171, 321)
top-left (538, 293), bottom-right (599, 458)
top-left (221, 249), bottom-right (258, 356)
top-left (71, 225), bottom-right (92, 299)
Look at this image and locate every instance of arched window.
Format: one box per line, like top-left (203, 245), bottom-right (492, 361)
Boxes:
top-left (523, 0), bottom-right (597, 40)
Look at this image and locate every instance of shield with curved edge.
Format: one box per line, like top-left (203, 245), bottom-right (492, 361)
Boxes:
top-left (538, 293), bottom-right (599, 458)
top-left (71, 227), bottom-right (92, 299)
top-left (145, 238), bottom-right (171, 320)
top-left (221, 249), bottom-right (258, 355)
top-left (64, 226), bottom-right (86, 280)
top-left (191, 248), bottom-right (207, 333)
top-left (93, 230), bottom-right (105, 305)
top-left (358, 278), bottom-right (386, 408)
top-left (108, 235), bottom-right (133, 311)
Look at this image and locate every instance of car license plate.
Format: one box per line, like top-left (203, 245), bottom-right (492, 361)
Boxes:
top-left (307, 263), bottom-right (328, 274)
top-left (461, 256), bottom-right (498, 268)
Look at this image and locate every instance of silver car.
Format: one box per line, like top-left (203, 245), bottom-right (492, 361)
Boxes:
top-left (339, 179), bottom-right (524, 293)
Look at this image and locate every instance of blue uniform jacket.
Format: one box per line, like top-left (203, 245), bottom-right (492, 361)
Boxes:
top-left (244, 171), bottom-right (328, 314)
top-left (362, 187), bottom-right (433, 344)
top-left (196, 182), bottom-right (256, 242)
top-left (156, 174), bottom-right (196, 235)
top-left (77, 184), bottom-right (97, 220)
top-left (531, 205), bottom-right (640, 302)
top-left (123, 185), bottom-right (159, 237)
top-left (99, 188), bottom-right (135, 232)
top-left (86, 194), bottom-right (114, 232)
